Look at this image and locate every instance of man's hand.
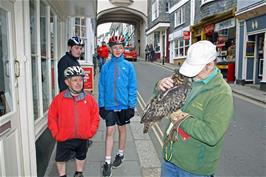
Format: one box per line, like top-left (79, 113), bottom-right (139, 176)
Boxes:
top-left (170, 109), bottom-right (189, 124)
top-left (158, 77), bottom-right (174, 91)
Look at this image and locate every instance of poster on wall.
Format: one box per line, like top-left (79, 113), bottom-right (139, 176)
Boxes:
top-left (246, 41), bottom-right (255, 57)
top-left (81, 64), bottom-right (94, 94)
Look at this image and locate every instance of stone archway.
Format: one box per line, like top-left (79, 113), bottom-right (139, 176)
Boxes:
top-left (97, 6), bottom-right (147, 58)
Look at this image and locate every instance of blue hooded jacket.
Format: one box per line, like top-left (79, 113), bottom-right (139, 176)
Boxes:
top-left (98, 55), bottom-right (137, 110)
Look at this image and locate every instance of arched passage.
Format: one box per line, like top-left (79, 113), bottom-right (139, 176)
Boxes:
top-left (97, 7), bottom-right (147, 58)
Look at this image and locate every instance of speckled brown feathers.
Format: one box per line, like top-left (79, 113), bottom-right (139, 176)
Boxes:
top-left (140, 69), bottom-right (192, 133)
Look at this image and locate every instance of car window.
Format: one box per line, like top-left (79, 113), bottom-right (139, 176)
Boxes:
top-left (125, 47), bottom-right (135, 52)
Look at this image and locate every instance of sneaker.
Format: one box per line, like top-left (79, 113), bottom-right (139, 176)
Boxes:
top-left (102, 162), bottom-right (112, 177)
top-left (112, 154), bottom-right (124, 168)
top-left (73, 172), bottom-right (83, 177)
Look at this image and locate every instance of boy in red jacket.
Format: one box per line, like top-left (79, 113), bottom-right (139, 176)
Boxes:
top-left (48, 66), bottom-right (99, 177)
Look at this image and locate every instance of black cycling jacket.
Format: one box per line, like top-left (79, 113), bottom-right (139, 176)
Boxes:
top-left (57, 52), bottom-right (80, 92)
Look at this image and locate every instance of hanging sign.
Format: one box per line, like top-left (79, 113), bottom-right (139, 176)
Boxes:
top-left (204, 24), bottom-right (214, 36)
top-left (183, 31), bottom-right (190, 40)
top-left (81, 64), bottom-right (94, 93)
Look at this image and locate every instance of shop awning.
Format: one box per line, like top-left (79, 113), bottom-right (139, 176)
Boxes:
top-left (146, 22), bottom-right (170, 35)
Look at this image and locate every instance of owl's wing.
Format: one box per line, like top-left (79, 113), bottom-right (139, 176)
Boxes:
top-left (141, 84), bottom-right (189, 124)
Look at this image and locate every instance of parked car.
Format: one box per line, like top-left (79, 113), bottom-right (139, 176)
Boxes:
top-left (124, 46), bottom-right (137, 61)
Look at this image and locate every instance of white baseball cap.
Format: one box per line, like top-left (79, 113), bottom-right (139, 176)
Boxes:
top-left (180, 40), bottom-right (217, 77)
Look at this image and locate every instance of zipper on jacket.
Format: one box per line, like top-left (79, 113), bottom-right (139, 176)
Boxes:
top-left (74, 97), bottom-right (78, 138)
top-left (114, 60), bottom-right (118, 107)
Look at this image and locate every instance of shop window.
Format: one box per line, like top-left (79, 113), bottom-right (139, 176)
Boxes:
top-left (174, 7), bottom-right (184, 27)
top-left (40, 1), bottom-right (49, 113)
top-left (245, 41), bottom-right (255, 57)
top-left (75, 17), bottom-right (86, 38)
top-left (154, 32), bottom-right (160, 52)
top-left (258, 34), bottom-right (264, 77)
top-left (174, 38), bottom-right (190, 58)
top-left (75, 17), bottom-right (86, 61)
top-left (165, 2), bottom-right (170, 12)
top-left (30, 0), bottom-right (40, 119)
top-left (0, 8), bottom-right (13, 117)
top-left (50, 11), bottom-right (56, 97)
top-left (213, 24), bottom-right (236, 63)
top-left (259, 59), bottom-right (264, 77)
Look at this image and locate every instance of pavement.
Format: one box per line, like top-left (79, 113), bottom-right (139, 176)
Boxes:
top-left (45, 58), bottom-right (265, 177)
top-left (45, 70), bottom-right (161, 177)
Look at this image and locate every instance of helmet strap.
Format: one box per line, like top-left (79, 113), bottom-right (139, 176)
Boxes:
top-left (68, 87), bottom-right (83, 95)
top-left (68, 78), bottom-right (84, 95)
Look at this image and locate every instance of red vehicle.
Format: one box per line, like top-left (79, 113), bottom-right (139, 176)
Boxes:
top-left (124, 46), bottom-right (137, 62)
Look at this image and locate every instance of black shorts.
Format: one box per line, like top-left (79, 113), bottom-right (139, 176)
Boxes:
top-left (105, 110), bottom-right (130, 127)
top-left (55, 139), bottom-right (88, 162)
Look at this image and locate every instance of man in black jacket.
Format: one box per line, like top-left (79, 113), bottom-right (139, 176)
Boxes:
top-left (58, 36), bottom-right (84, 92)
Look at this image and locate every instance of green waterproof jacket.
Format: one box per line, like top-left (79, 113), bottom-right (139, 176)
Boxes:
top-left (163, 72), bottom-right (234, 175)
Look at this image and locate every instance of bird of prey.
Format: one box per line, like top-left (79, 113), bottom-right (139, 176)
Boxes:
top-left (140, 69), bottom-right (192, 133)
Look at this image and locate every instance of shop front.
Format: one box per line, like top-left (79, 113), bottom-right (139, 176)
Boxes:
top-left (192, 15), bottom-right (236, 80)
top-left (236, 13), bottom-right (266, 90)
top-left (169, 26), bottom-right (191, 65)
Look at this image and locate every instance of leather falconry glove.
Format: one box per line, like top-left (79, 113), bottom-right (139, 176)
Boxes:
top-left (170, 109), bottom-right (190, 123)
top-left (166, 109), bottom-right (190, 136)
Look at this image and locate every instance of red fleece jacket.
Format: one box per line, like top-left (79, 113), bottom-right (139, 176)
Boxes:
top-left (48, 90), bottom-right (99, 142)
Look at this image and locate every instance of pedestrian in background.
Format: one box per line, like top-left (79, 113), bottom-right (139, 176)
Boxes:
top-left (98, 35), bottom-right (137, 177)
top-left (158, 40), bottom-right (234, 177)
top-left (48, 66), bottom-right (99, 177)
top-left (149, 43), bottom-right (155, 62)
top-left (97, 41), bottom-right (109, 72)
top-left (145, 44), bottom-right (149, 61)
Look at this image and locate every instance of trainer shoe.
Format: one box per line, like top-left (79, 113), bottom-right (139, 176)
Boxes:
top-left (73, 172), bottom-right (83, 177)
top-left (102, 162), bottom-right (112, 177)
top-left (112, 154), bottom-right (124, 168)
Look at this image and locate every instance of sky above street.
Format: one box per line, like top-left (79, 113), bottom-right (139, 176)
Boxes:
top-left (97, 22), bottom-right (111, 36)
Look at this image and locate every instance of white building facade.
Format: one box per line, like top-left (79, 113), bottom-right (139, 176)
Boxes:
top-left (0, 0), bottom-right (96, 176)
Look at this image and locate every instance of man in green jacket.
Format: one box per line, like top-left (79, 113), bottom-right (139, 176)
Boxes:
top-left (158, 40), bottom-right (234, 177)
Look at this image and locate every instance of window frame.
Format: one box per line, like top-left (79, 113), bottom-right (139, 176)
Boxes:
top-left (174, 6), bottom-right (184, 27)
top-left (29, 0), bottom-right (59, 138)
top-left (174, 38), bottom-right (190, 58)
top-left (152, 0), bottom-right (159, 21)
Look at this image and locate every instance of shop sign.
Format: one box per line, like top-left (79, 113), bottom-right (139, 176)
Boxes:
top-left (81, 64), bottom-right (94, 93)
top-left (215, 18), bottom-right (235, 31)
top-left (182, 31), bottom-right (190, 40)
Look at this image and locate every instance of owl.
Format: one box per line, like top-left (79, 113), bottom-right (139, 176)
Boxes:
top-left (140, 69), bottom-right (192, 133)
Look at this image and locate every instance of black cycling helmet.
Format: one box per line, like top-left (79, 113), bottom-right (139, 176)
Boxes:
top-left (64, 66), bottom-right (85, 79)
top-left (67, 36), bottom-right (84, 47)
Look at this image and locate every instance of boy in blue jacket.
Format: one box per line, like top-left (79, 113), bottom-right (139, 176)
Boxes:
top-left (98, 36), bottom-right (137, 177)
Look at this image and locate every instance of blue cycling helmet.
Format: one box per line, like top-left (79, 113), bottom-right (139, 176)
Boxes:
top-left (68, 36), bottom-right (84, 47)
